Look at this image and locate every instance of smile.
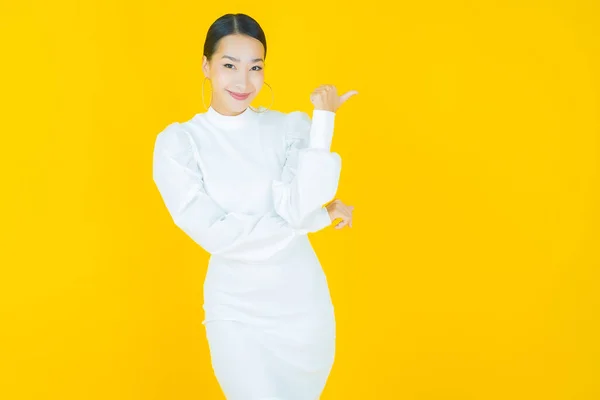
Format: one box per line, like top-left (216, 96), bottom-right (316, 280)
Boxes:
top-left (227, 90), bottom-right (251, 100)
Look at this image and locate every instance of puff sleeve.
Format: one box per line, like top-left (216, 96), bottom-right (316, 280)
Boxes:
top-left (271, 110), bottom-right (342, 232)
top-left (152, 122), bottom-right (316, 263)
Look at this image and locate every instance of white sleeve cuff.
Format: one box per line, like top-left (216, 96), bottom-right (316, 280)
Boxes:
top-left (312, 206), bottom-right (332, 231)
top-left (309, 110), bottom-right (336, 150)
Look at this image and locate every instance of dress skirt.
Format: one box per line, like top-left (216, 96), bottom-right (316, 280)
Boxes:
top-left (202, 235), bottom-right (336, 400)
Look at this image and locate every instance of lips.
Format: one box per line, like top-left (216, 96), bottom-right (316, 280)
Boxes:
top-left (227, 90), bottom-right (251, 101)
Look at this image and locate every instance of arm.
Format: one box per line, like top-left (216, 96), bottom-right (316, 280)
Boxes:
top-left (152, 122), bottom-right (319, 263)
top-left (271, 109), bottom-right (341, 231)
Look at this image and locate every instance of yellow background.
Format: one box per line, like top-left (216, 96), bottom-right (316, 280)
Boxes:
top-left (1, 1), bottom-right (599, 399)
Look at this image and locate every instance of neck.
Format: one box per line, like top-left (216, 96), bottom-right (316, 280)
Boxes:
top-left (205, 100), bottom-right (257, 130)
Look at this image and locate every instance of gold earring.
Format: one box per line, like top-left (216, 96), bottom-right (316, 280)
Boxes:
top-left (202, 77), bottom-right (212, 111)
top-left (250, 82), bottom-right (274, 113)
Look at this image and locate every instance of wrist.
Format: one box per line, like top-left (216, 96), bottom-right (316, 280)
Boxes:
top-left (313, 107), bottom-right (336, 114)
top-left (309, 109), bottom-right (336, 149)
top-left (310, 206), bottom-right (333, 231)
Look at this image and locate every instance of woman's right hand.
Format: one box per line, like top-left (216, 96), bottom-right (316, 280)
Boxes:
top-left (326, 199), bottom-right (354, 229)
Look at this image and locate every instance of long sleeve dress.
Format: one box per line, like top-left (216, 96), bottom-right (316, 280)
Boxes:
top-left (152, 104), bottom-right (342, 400)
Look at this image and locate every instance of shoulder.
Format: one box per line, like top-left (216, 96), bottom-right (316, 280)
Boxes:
top-left (284, 110), bottom-right (311, 128)
top-left (153, 121), bottom-right (194, 156)
top-left (154, 122), bottom-right (181, 147)
top-left (283, 111), bottom-right (311, 143)
top-left (261, 109), bottom-right (311, 141)
top-left (260, 108), bottom-right (310, 125)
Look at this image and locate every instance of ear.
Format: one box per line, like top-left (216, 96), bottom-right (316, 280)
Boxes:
top-left (202, 56), bottom-right (210, 78)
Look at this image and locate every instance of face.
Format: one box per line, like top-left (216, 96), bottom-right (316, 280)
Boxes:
top-left (202, 34), bottom-right (265, 115)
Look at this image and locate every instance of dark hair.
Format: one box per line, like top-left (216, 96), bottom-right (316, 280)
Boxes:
top-left (203, 14), bottom-right (267, 62)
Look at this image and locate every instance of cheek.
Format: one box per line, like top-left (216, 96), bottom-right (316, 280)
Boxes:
top-left (211, 72), bottom-right (230, 90)
top-left (251, 74), bottom-right (265, 89)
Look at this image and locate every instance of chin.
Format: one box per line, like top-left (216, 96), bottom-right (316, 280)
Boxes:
top-left (217, 91), bottom-right (256, 113)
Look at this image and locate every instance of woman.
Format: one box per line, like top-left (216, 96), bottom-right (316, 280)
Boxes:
top-left (152, 13), bottom-right (356, 400)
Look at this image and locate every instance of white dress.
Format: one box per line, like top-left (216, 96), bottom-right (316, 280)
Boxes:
top-left (152, 104), bottom-right (342, 400)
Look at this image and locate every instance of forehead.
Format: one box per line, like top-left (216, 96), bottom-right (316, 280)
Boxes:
top-left (215, 34), bottom-right (265, 61)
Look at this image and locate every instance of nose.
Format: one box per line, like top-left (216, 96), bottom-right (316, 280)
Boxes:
top-left (233, 71), bottom-right (250, 93)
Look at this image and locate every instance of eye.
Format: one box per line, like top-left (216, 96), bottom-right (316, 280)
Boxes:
top-left (223, 63), bottom-right (235, 69)
top-left (251, 66), bottom-right (263, 71)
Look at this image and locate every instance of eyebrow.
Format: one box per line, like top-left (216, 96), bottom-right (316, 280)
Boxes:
top-left (221, 55), bottom-right (264, 63)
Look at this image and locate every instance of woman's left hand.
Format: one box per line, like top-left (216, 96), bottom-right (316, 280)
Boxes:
top-left (310, 85), bottom-right (358, 113)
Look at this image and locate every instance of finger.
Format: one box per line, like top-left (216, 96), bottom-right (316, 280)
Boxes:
top-left (335, 222), bottom-right (346, 229)
top-left (335, 219), bottom-right (349, 229)
top-left (310, 90), bottom-right (324, 99)
top-left (339, 90), bottom-right (359, 104)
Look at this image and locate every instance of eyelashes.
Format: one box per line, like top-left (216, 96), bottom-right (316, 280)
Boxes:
top-left (223, 63), bottom-right (263, 71)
